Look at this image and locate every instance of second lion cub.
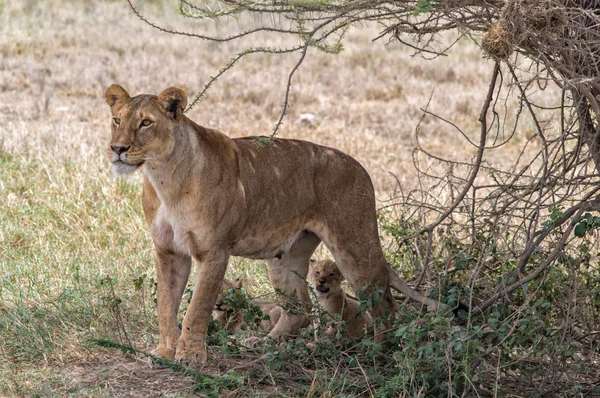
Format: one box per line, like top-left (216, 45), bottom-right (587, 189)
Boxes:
top-left (309, 260), bottom-right (372, 339)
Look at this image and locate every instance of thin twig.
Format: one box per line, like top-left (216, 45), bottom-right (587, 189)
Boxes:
top-left (270, 45), bottom-right (309, 138)
top-left (422, 61), bottom-right (500, 234)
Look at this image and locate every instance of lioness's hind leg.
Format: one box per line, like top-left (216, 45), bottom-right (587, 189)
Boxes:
top-left (319, 225), bottom-right (398, 332)
top-left (267, 231), bottom-right (321, 340)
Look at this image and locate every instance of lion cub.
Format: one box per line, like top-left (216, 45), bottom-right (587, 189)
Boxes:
top-left (309, 260), bottom-right (372, 340)
top-left (213, 278), bottom-right (282, 334)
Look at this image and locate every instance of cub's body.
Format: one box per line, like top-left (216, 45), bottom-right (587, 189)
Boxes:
top-left (309, 260), bottom-right (372, 339)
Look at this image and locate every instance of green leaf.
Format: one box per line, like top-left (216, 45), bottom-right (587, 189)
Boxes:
top-left (563, 348), bottom-right (576, 357)
top-left (574, 222), bottom-right (587, 237)
top-left (251, 136), bottom-right (272, 146)
top-left (133, 274), bottom-right (146, 291)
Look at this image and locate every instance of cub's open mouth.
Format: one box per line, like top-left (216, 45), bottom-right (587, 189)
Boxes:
top-left (316, 285), bottom-right (330, 293)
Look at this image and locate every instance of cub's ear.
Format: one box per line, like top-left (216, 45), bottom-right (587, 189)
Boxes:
top-left (104, 84), bottom-right (130, 114)
top-left (157, 87), bottom-right (187, 120)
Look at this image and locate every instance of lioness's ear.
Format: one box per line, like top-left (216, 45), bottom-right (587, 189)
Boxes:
top-left (105, 84), bottom-right (130, 114)
top-left (157, 87), bottom-right (187, 120)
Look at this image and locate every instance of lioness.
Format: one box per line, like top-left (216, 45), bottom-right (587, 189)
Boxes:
top-left (213, 278), bottom-right (282, 334)
top-left (309, 260), bottom-right (372, 339)
top-left (104, 84), bottom-right (437, 367)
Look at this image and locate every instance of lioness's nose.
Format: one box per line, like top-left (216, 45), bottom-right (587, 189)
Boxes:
top-left (319, 279), bottom-right (326, 284)
top-left (111, 145), bottom-right (130, 155)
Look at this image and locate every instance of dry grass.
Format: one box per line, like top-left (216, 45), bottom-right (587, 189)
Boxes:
top-left (0, 0), bottom-right (556, 195)
top-left (0, 0), bottom-right (575, 396)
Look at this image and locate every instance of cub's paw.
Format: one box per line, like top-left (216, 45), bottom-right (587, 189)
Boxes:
top-left (148, 346), bottom-right (175, 369)
top-left (175, 339), bottom-right (207, 368)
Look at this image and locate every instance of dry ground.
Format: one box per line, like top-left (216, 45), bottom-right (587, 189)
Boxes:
top-left (1, 0), bottom-right (582, 397)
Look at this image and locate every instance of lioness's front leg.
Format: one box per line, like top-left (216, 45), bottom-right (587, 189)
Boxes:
top-left (176, 251), bottom-right (229, 367)
top-left (151, 250), bottom-right (192, 363)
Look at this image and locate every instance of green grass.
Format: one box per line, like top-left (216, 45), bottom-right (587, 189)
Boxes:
top-left (0, 152), bottom-right (152, 391)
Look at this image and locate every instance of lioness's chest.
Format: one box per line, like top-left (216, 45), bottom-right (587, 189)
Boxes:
top-left (150, 205), bottom-right (208, 257)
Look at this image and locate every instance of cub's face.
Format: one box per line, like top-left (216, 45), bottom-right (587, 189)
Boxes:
top-left (104, 84), bottom-right (187, 177)
top-left (309, 260), bottom-right (343, 296)
top-left (212, 278), bottom-right (244, 332)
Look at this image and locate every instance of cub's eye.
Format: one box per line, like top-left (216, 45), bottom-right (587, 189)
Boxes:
top-left (140, 119), bottom-right (153, 127)
top-left (328, 273), bottom-right (335, 277)
top-left (315, 271), bottom-right (320, 276)
top-left (113, 118), bottom-right (120, 126)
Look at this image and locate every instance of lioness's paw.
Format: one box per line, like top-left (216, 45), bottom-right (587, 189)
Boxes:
top-left (148, 346), bottom-right (175, 369)
top-left (175, 350), bottom-right (207, 368)
top-left (243, 336), bottom-right (264, 349)
top-left (175, 340), bottom-right (207, 368)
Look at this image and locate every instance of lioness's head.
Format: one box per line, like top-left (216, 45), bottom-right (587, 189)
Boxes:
top-left (212, 278), bottom-right (244, 333)
top-left (104, 84), bottom-right (188, 177)
top-left (309, 260), bottom-right (343, 296)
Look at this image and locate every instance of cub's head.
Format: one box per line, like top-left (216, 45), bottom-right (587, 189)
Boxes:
top-left (309, 260), bottom-right (343, 296)
top-left (212, 278), bottom-right (244, 333)
top-left (104, 84), bottom-right (187, 177)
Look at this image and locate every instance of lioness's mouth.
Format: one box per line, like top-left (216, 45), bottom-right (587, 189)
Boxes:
top-left (112, 159), bottom-right (144, 167)
top-left (111, 159), bottom-right (144, 177)
top-left (316, 285), bottom-right (330, 293)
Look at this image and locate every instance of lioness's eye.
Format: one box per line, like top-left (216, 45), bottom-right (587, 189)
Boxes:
top-left (140, 119), bottom-right (153, 127)
top-left (329, 273), bottom-right (335, 277)
top-left (315, 271), bottom-right (320, 276)
top-left (113, 118), bottom-right (120, 126)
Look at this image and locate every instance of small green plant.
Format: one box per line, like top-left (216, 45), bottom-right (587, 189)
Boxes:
top-left (219, 286), bottom-right (271, 329)
top-left (542, 206), bottom-right (565, 231)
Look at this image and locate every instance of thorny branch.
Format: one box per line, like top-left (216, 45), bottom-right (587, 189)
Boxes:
top-left (271, 45), bottom-right (309, 138)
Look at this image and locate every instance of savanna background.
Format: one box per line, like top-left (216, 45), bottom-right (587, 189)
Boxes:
top-left (1, 0), bottom-right (599, 396)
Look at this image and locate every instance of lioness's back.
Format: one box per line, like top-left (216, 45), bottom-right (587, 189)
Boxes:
top-left (233, 136), bottom-right (375, 208)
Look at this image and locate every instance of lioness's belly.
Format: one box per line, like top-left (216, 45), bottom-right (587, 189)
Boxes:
top-left (231, 229), bottom-right (304, 259)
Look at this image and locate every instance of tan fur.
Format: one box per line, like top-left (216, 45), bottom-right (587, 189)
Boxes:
top-left (309, 260), bottom-right (372, 339)
top-left (105, 84), bottom-right (403, 368)
top-left (212, 278), bottom-right (282, 334)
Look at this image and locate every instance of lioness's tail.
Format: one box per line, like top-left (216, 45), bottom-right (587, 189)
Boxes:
top-left (385, 263), bottom-right (440, 311)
